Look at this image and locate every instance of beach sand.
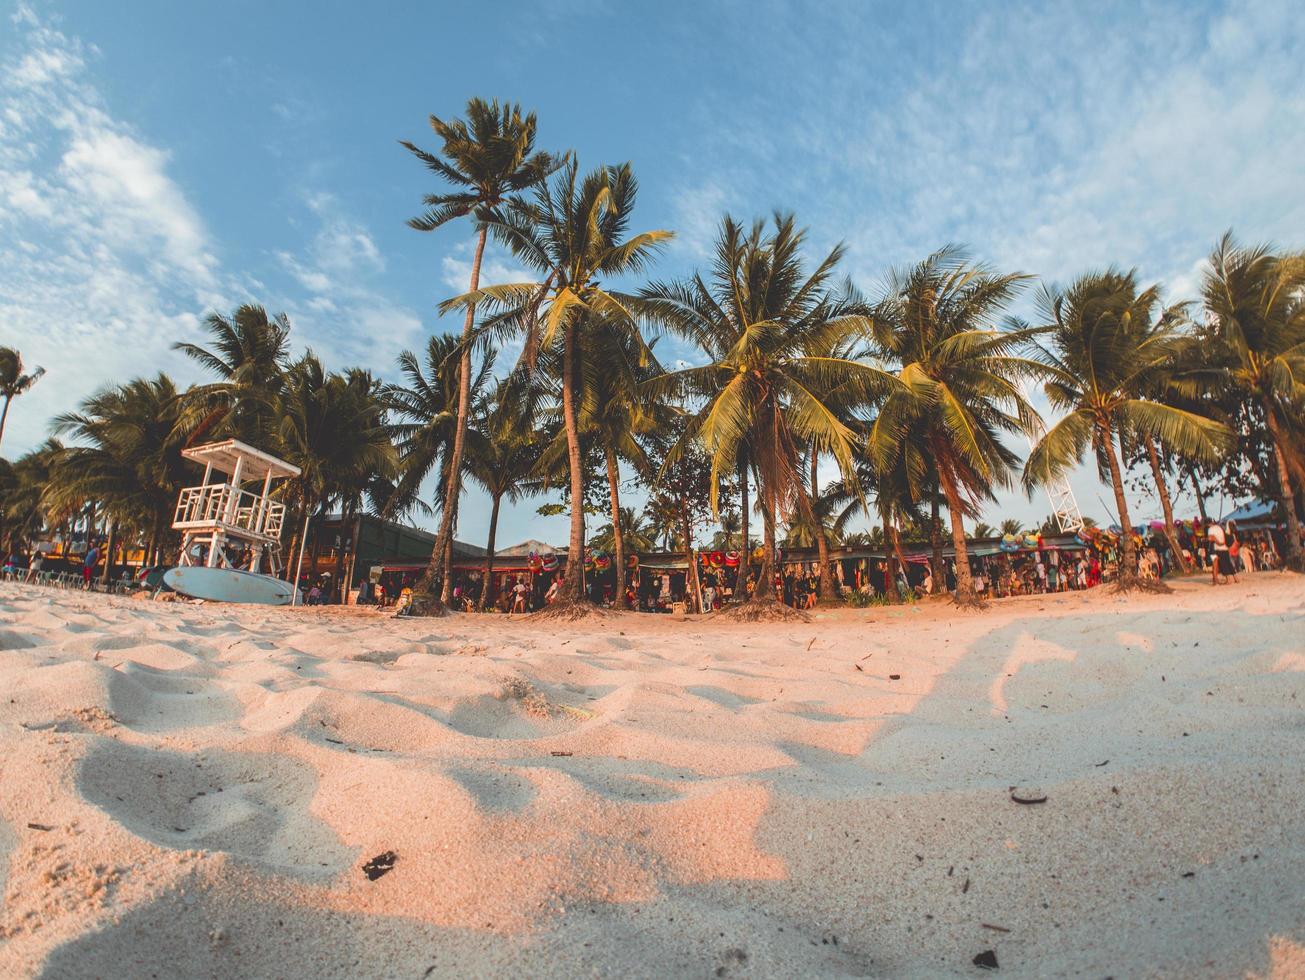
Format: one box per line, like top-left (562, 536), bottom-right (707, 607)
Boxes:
top-left (1, 575), bottom-right (1303, 978)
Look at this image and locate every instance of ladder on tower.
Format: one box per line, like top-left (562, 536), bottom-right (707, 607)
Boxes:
top-left (1021, 389), bottom-right (1086, 535)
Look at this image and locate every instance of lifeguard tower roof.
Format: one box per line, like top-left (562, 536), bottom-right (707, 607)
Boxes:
top-left (181, 439), bottom-right (301, 481)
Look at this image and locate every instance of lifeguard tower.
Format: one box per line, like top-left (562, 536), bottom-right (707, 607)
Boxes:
top-left (172, 439), bottom-right (300, 574)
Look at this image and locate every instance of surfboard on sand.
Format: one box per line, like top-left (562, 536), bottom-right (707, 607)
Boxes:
top-left (163, 566), bottom-right (299, 605)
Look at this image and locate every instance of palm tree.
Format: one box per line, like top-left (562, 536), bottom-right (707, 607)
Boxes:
top-left (868, 246), bottom-right (1040, 607)
top-left (173, 305), bottom-right (291, 447)
top-left (382, 335), bottom-right (488, 527)
top-left (442, 159), bottom-right (671, 608)
top-left (0, 347), bottom-right (45, 452)
top-left (644, 495), bottom-right (683, 552)
top-left (1024, 270), bottom-right (1229, 589)
top-left (1131, 347), bottom-right (1209, 574)
top-left (575, 323), bottom-right (662, 607)
top-left (328, 368), bottom-right (396, 601)
top-left (824, 443), bottom-right (923, 603)
top-left (999, 518), bottom-right (1023, 536)
top-left (1200, 233), bottom-right (1305, 571)
top-left (50, 375), bottom-right (192, 581)
top-left (592, 506), bottom-right (659, 554)
top-left (0, 439), bottom-right (62, 552)
top-left (643, 214), bottom-right (897, 614)
top-left (401, 98), bottom-right (558, 610)
top-left (279, 355), bottom-right (397, 588)
top-left (464, 371), bottom-right (545, 610)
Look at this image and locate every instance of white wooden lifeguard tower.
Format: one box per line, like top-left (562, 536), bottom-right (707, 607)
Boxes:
top-left (172, 439), bottom-right (300, 574)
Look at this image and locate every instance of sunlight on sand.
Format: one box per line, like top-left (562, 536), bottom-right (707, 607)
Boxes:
top-left (1, 577), bottom-right (1303, 977)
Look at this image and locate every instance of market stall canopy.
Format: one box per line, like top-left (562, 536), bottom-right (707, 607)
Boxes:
top-left (1220, 498), bottom-right (1276, 525)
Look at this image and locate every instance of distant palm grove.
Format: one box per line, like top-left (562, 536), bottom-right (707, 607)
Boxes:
top-left (3, 98), bottom-right (1304, 616)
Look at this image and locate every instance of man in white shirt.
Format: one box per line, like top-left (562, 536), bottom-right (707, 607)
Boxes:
top-left (1206, 520), bottom-right (1229, 585)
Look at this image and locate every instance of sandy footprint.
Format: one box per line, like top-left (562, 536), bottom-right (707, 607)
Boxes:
top-left (77, 742), bottom-right (353, 880)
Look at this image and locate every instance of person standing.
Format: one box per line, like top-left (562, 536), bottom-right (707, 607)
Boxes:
top-left (82, 543), bottom-right (100, 590)
top-left (1206, 519), bottom-right (1236, 585)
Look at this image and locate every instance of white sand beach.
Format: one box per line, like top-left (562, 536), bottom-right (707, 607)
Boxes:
top-left (2, 577), bottom-right (1303, 978)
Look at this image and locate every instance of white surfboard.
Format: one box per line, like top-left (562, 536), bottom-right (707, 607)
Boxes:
top-left (163, 566), bottom-right (300, 605)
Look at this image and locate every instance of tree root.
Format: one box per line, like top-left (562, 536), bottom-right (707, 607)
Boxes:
top-left (717, 599), bottom-right (811, 623)
top-left (397, 592), bottom-right (450, 617)
top-left (1112, 574), bottom-right (1172, 595)
top-left (529, 597), bottom-right (610, 622)
top-left (950, 590), bottom-right (988, 610)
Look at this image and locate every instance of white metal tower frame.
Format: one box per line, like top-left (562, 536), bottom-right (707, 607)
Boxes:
top-left (1020, 386), bottom-right (1087, 535)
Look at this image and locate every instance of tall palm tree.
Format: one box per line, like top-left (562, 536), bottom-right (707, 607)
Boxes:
top-left (1023, 270), bottom-right (1229, 589)
top-left (575, 323), bottom-right (662, 607)
top-left (442, 159), bottom-right (671, 607)
top-left (1200, 233), bottom-right (1305, 571)
top-left (401, 98), bottom-right (558, 610)
top-left (173, 305), bottom-right (291, 447)
top-left (868, 246), bottom-right (1040, 607)
top-left (279, 355), bottom-right (397, 586)
top-left (643, 214), bottom-right (897, 614)
top-left (1130, 342), bottom-right (1212, 575)
top-left (464, 371), bottom-right (545, 610)
top-left (0, 346), bottom-right (45, 452)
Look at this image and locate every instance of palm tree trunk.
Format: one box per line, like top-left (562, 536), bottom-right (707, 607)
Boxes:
top-left (1262, 400), bottom-right (1305, 571)
top-left (1102, 421), bottom-right (1142, 588)
top-left (881, 513), bottom-right (901, 602)
top-left (929, 491), bottom-right (944, 593)
top-left (561, 317), bottom-right (587, 602)
top-left (738, 460), bottom-right (749, 601)
top-left (938, 466), bottom-right (980, 606)
top-left (1185, 463), bottom-right (1208, 522)
top-left (308, 509), bottom-right (323, 584)
top-left (680, 502), bottom-right (703, 612)
top-left (99, 521), bottom-right (115, 587)
top-left (891, 523), bottom-right (911, 593)
top-left (424, 224), bottom-right (488, 609)
top-left (604, 447), bottom-right (627, 608)
top-left (1144, 435), bottom-right (1189, 574)
top-left (335, 507), bottom-right (352, 602)
top-left (284, 505), bottom-right (301, 582)
top-left (0, 395), bottom-right (11, 451)
top-left (809, 451), bottom-right (836, 601)
top-left (478, 492), bottom-right (502, 611)
top-left (750, 485), bottom-right (777, 605)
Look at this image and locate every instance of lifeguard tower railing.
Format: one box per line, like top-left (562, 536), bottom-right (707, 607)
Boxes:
top-left (173, 484), bottom-right (286, 542)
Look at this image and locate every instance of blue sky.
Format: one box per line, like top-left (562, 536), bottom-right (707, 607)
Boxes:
top-left (3, 0), bottom-right (1304, 546)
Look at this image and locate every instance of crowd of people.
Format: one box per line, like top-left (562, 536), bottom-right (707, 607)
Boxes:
top-left (5, 515), bottom-right (1296, 609)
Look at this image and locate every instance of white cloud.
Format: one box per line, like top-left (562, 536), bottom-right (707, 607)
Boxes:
top-left (0, 9), bottom-right (224, 452)
top-left (273, 193), bottom-right (424, 374)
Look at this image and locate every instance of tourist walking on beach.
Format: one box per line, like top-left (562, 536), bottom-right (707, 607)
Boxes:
top-left (1206, 519), bottom-right (1238, 585)
top-left (82, 543), bottom-right (99, 590)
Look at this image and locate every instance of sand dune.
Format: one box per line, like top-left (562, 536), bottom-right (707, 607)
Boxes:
top-left (1, 577), bottom-right (1303, 978)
